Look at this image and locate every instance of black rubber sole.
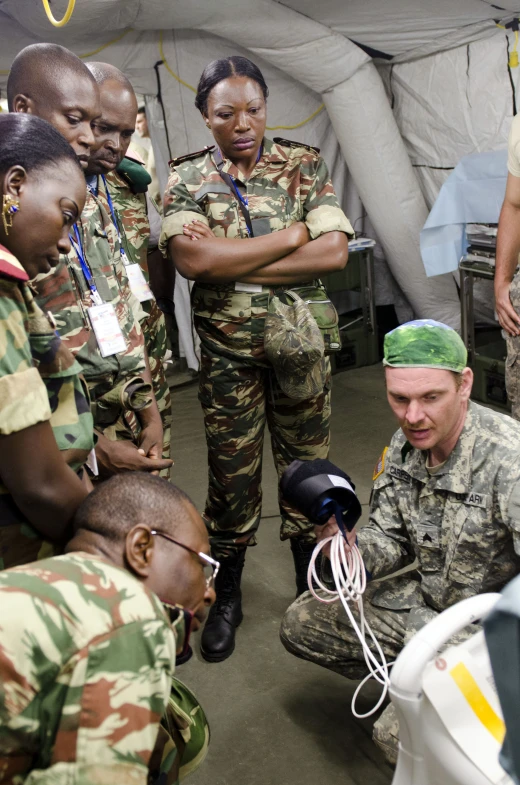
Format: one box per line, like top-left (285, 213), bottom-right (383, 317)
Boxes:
top-left (200, 614), bottom-right (243, 663)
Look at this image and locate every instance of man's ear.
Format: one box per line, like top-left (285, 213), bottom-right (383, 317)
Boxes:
top-left (460, 367), bottom-right (473, 401)
top-left (125, 524), bottom-right (155, 578)
top-left (11, 94), bottom-right (33, 114)
top-left (3, 166), bottom-right (27, 201)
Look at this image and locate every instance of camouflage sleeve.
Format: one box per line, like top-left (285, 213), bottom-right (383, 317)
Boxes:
top-left (357, 474), bottom-right (416, 579)
top-left (160, 168), bottom-right (210, 255)
top-left (300, 155), bottom-right (354, 240)
top-left (0, 279), bottom-right (51, 435)
top-left (2, 617), bottom-right (175, 785)
top-left (501, 474), bottom-right (520, 556)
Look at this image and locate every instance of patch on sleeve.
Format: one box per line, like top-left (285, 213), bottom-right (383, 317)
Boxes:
top-left (372, 446), bottom-right (388, 481)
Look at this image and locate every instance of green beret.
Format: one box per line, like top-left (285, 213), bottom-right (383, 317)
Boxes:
top-left (383, 319), bottom-right (467, 373)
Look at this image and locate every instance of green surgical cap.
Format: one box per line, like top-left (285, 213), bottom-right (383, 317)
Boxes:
top-left (383, 319), bottom-right (467, 373)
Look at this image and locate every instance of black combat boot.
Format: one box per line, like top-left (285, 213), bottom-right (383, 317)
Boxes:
top-left (200, 548), bottom-right (246, 662)
top-left (290, 538), bottom-right (321, 597)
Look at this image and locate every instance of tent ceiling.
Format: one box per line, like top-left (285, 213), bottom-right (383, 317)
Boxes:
top-left (1, 0), bottom-right (520, 58)
top-left (278, 0), bottom-right (520, 56)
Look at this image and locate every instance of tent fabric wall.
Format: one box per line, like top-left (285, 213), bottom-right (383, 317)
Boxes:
top-left (381, 30), bottom-right (520, 207)
top-left (2, 0), bottom-right (520, 341)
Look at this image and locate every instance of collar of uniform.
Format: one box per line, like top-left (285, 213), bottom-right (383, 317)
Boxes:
top-left (0, 243), bottom-right (28, 282)
top-left (217, 137), bottom-right (288, 182)
top-left (105, 169), bottom-right (127, 190)
top-left (401, 402), bottom-right (477, 493)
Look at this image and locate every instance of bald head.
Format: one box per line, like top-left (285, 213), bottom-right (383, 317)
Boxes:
top-left (71, 473), bottom-right (195, 543)
top-left (84, 62), bottom-right (138, 175)
top-left (87, 61), bottom-right (134, 92)
top-left (8, 44), bottom-right (100, 169)
top-left (67, 472), bottom-right (214, 625)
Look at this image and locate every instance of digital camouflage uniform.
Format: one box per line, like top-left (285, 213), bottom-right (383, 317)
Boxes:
top-left (161, 138), bottom-right (353, 558)
top-left (281, 401), bottom-right (520, 763)
top-left (505, 114), bottom-right (520, 420)
top-left (105, 166), bottom-right (172, 474)
top-left (506, 274), bottom-right (520, 419)
top-left (0, 245), bottom-right (94, 570)
top-left (33, 185), bottom-right (149, 445)
top-left (0, 552), bottom-right (209, 785)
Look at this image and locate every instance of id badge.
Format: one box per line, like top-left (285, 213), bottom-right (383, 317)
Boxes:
top-left (88, 303), bottom-right (127, 357)
top-left (126, 263), bottom-right (154, 302)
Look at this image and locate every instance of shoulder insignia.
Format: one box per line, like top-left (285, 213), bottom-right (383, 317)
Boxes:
top-left (116, 157), bottom-right (151, 194)
top-left (372, 446), bottom-right (388, 481)
top-left (0, 244), bottom-right (28, 282)
top-left (169, 145), bottom-right (215, 167)
top-left (273, 137), bottom-right (320, 155)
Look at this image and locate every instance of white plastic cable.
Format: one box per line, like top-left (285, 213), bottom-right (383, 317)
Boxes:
top-left (308, 533), bottom-right (393, 718)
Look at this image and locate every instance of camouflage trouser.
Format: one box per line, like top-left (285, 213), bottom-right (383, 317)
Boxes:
top-left (506, 275), bottom-right (520, 420)
top-left (280, 577), bottom-right (474, 766)
top-left (142, 301), bottom-right (172, 476)
top-left (198, 345), bottom-right (331, 559)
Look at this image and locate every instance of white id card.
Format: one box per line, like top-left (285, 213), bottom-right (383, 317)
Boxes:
top-left (126, 263), bottom-right (154, 302)
top-left (88, 303), bottom-right (127, 357)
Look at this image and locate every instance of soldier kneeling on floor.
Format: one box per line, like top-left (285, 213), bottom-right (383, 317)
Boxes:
top-left (280, 319), bottom-right (520, 765)
top-left (0, 473), bottom-right (216, 785)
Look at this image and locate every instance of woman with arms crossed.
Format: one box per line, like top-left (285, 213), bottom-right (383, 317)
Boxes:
top-left (161, 56), bottom-right (353, 662)
top-left (0, 113), bottom-right (94, 569)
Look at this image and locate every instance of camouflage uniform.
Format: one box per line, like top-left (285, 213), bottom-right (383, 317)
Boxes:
top-left (281, 401), bottom-right (520, 763)
top-left (105, 167), bottom-right (172, 473)
top-left (506, 274), bottom-right (520, 419)
top-left (0, 551), bottom-right (209, 785)
top-left (161, 138), bottom-right (353, 558)
top-left (0, 245), bottom-right (94, 570)
top-left (33, 185), bottom-right (149, 445)
top-left (505, 115), bottom-right (520, 420)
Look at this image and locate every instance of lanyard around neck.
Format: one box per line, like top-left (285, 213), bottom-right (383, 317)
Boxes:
top-left (69, 223), bottom-right (102, 305)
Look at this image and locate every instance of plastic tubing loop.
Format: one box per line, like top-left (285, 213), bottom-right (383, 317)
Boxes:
top-left (308, 533), bottom-right (394, 718)
top-left (41, 0), bottom-right (76, 27)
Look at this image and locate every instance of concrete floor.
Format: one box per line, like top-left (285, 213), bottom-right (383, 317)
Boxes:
top-left (171, 365), bottom-right (397, 785)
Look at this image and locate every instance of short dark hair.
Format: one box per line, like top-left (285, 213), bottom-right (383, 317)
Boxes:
top-left (72, 472), bottom-right (195, 542)
top-left (195, 56), bottom-right (269, 115)
top-left (0, 113), bottom-right (82, 178)
top-left (7, 43), bottom-right (95, 111)
top-left (137, 106), bottom-right (146, 115)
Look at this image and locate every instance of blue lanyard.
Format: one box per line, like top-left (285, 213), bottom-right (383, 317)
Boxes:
top-left (69, 224), bottom-right (102, 305)
top-left (101, 175), bottom-right (127, 261)
top-left (220, 145), bottom-right (263, 212)
top-left (102, 176), bottom-right (118, 235)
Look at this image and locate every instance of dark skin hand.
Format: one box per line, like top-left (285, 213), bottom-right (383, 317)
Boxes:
top-left (0, 421), bottom-right (88, 540)
top-left (169, 75), bottom-right (348, 284)
top-left (94, 350), bottom-right (172, 478)
top-left (495, 171), bottom-right (520, 336)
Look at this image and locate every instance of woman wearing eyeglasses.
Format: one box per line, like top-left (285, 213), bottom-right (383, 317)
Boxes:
top-left (162, 56), bottom-right (353, 662)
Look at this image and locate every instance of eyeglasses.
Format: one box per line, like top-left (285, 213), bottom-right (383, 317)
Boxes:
top-left (151, 530), bottom-right (220, 589)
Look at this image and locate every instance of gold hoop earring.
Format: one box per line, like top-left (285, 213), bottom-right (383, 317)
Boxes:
top-left (2, 194), bottom-right (20, 236)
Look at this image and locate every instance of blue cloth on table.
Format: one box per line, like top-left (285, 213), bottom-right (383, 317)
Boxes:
top-left (420, 149), bottom-right (507, 278)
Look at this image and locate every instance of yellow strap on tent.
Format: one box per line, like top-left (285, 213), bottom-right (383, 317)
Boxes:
top-left (158, 30), bottom-right (325, 130)
top-left (41, 0), bottom-right (76, 27)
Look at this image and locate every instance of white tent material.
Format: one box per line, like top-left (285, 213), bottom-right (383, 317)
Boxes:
top-left (1, 0), bottom-right (520, 356)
